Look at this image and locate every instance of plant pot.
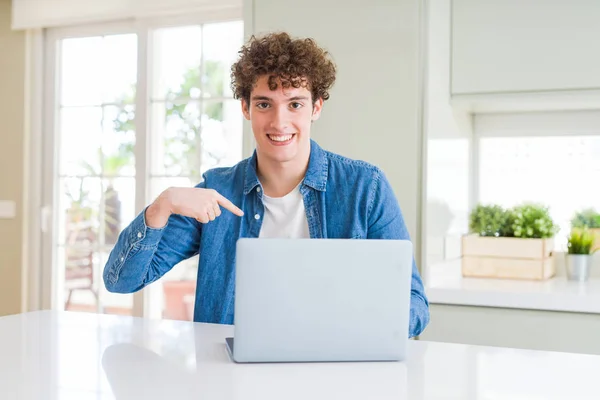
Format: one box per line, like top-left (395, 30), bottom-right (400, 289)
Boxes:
top-left (565, 254), bottom-right (593, 282)
top-left (162, 280), bottom-right (197, 321)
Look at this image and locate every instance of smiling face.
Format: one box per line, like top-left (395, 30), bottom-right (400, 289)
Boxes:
top-left (242, 75), bottom-right (324, 166)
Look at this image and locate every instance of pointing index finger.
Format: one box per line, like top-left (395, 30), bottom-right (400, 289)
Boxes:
top-left (216, 193), bottom-right (244, 217)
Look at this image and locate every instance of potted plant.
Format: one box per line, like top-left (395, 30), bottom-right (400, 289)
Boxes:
top-left (571, 208), bottom-right (600, 253)
top-left (462, 203), bottom-right (558, 280)
top-left (509, 203), bottom-right (558, 239)
top-left (565, 228), bottom-right (597, 281)
top-left (468, 204), bottom-right (510, 237)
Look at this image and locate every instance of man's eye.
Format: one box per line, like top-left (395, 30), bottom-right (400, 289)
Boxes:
top-left (290, 102), bottom-right (303, 109)
top-left (256, 103), bottom-right (269, 109)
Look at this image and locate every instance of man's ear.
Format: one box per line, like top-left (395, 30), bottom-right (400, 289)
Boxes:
top-left (241, 99), bottom-right (251, 120)
top-left (311, 98), bottom-right (324, 122)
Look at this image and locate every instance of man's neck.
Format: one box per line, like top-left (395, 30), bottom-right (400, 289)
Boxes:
top-left (256, 155), bottom-right (309, 198)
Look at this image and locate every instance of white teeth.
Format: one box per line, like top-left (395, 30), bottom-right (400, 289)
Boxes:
top-left (268, 134), bottom-right (293, 142)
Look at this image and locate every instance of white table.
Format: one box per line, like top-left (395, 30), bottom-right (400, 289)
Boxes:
top-left (1, 311), bottom-right (599, 399)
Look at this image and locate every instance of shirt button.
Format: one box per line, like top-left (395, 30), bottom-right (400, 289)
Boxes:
top-left (120, 257), bottom-right (124, 262)
top-left (137, 232), bottom-right (142, 238)
top-left (256, 187), bottom-right (261, 193)
top-left (254, 214), bottom-right (260, 220)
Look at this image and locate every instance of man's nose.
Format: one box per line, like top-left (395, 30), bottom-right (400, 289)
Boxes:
top-left (269, 107), bottom-right (289, 131)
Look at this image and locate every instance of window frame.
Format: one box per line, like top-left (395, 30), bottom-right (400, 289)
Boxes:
top-left (472, 110), bottom-right (600, 250)
top-left (39, 9), bottom-right (245, 317)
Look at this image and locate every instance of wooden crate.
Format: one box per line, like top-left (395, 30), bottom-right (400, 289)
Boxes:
top-left (461, 235), bottom-right (555, 280)
top-left (461, 255), bottom-right (555, 280)
top-left (462, 235), bottom-right (553, 259)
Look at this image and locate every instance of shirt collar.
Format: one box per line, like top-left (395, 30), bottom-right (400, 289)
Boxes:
top-left (243, 139), bottom-right (329, 195)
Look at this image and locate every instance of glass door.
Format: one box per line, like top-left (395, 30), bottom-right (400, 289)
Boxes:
top-left (43, 17), bottom-right (244, 320)
top-left (45, 29), bottom-right (137, 315)
top-left (146, 20), bottom-right (244, 320)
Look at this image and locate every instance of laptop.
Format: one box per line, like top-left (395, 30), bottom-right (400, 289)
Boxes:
top-left (225, 238), bottom-right (413, 363)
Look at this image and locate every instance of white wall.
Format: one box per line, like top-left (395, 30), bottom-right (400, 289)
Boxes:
top-left (248, 0), bottom-right (425, 260)
top-left (451, 0), bottom-right (600, 95)
top-left (425, 0), bottom-right (472, 271)
top-left (11, 0), bottom-right (241, 29)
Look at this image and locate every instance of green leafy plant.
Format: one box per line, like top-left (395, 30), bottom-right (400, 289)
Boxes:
top-left (571, 208), bottom-right (600, 229)
top-left (469, 202), bottom-right (558, 239)
top-left (567, 228), bottom-right (597, 255)
top-left (509, 203), bottom-right (558, 239)
top-left (112, 60), bottom-right (228, 179)
top-left (469, 204), bottom-right (510, 237)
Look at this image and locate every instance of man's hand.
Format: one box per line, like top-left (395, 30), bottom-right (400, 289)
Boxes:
top-left (145, 187), bottom-right (244, 229)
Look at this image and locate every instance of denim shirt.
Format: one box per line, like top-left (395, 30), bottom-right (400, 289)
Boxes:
top-left (103, 140), bottom-right (430, 337)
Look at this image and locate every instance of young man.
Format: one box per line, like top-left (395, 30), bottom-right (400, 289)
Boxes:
top-left (103, 32), bottom-right (430, 338)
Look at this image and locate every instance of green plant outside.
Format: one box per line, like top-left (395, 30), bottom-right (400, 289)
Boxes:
top-left (65, 61), bottom-right (229, 246)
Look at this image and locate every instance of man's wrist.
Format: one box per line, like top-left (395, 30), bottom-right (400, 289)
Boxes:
top-left (145, 192), bottom-right (172, 229)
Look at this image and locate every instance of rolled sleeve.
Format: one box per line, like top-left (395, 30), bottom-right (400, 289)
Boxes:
top-left (103, 208), bottom-right (165, 292)
top-left (103, 204), bottom-right (202, 293)
top-left (138, 206), bottom-right (168, 245)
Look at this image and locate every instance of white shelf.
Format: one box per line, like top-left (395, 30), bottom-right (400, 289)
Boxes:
top-left (426, 259), bottom-right (600, 314)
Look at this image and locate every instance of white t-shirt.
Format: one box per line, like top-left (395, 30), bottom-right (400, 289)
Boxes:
top-left (258, 184), bottom-right (310, 238)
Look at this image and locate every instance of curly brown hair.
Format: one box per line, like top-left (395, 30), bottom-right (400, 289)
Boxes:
top-left (230, 32), bottom-right (337, 104)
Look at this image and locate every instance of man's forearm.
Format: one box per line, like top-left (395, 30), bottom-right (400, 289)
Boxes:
top-left (145, 192), bottom-right (172, 229)
top-left (103, 210), bottom-right (166, 293)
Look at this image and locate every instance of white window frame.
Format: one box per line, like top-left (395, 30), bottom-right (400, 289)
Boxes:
top-left (471, 110), bottom-right (600, 253)
top-left (35, 8), bottom-right (248, 316)
top-left (472, 110), bottom-right (600, 204)
top-left (23, 28), bottom-right (46, 313)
